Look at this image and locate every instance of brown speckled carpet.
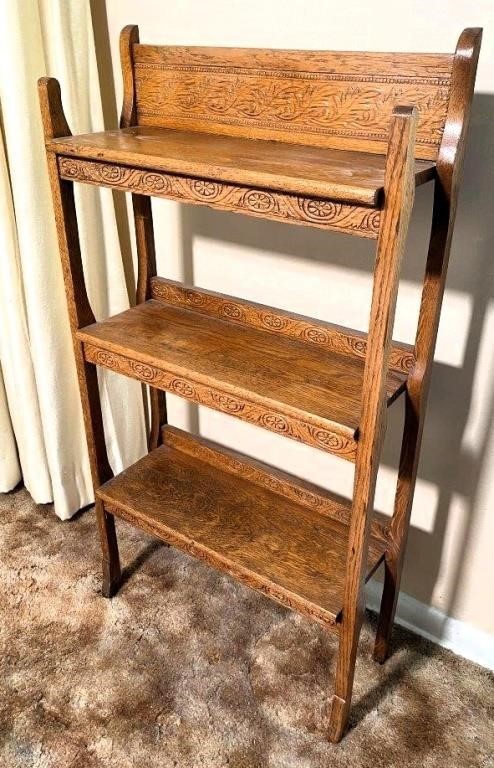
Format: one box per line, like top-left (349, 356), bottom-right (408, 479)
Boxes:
top-left (1, 487), bottom-right (493, 768)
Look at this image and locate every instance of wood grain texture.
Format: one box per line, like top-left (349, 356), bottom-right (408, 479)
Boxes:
top-left (132, 45), bottom-right (453, 159)
top-left (98, 425), bottom-right (386, 629)
top-left (329, 106), bottom-right (418, 742)
top-left (120, 25), bottom-right (168, 452)
top-left (50, 126), bottom-right (437, 206)
top-left (57, 155), bottom-right (381, 238)
top-left (119, 25), bottom-right (139, 127)
top-left (75, 298), bottom-right (407, 460)
top-left (39, 26), bottom-right (482, 744)
top-left (373, 28), bottom-right (483, 664)
top-left (150, 277), bottom-right (415, 376)
top-left (38, 77), bottom-right (121, 598)
top-left (161, 425), bottom-right (391, 547)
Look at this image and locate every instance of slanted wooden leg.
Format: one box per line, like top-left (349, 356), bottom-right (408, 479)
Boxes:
top-left (374, 391), bottom-right (420, 662)
top-left (372, 29), bottom-right (483, 663)
top-left (329, 615), bottom-right (363, 742)
top-left (96, 499), bottom-right (121, 597)
top-left (39, 77), bottom-right (121, 596)
top-left (373, 554), bottom-right (400, 663)
top-left (328, 106), bottom-right (418, 742)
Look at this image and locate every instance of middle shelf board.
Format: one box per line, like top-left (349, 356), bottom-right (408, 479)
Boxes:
top-left (77, 282), bottom-right (409, 461)
top-left (98, 425), bottom-right (387, 629)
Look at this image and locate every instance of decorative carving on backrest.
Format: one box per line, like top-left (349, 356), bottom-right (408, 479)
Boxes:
top-left (131, 45), bottom-right (454, 160)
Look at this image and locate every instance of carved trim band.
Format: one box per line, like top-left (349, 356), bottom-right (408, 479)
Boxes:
top-left (82, 342), bottom-right (357, 461)
top-left (150, 278), bottom-right (415, 375)
top-left (134, 61), bottom-right (452, 87)
top-left (58, 156), bottom-right (381, 238)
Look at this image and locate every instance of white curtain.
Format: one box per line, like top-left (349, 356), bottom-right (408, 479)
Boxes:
top-left (0, 1), bottom-right (147, 518)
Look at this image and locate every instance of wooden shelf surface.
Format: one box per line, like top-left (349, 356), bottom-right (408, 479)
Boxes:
top-left (76, 292), bottom-right (408, 460)
top-left (98, 426), bottom-right (387, 628)
top-left (48, 126), bottom-right (436, 207)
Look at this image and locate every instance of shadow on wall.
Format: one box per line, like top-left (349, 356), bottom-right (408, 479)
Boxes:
top-left (89, 0), bottom-right (493, 639)
top-left (175, 93), bottom-right (494, 634)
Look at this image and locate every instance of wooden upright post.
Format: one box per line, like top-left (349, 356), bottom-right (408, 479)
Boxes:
top-left (120, 25), bottom-right (167, 450)
top-left (373, 28), bottom-right (482, 663)
top-left (38, 77), bottom-right (121, 597)
top-left (329, 106), bottom-right (418, 742)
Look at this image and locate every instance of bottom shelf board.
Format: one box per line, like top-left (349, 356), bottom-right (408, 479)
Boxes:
top-left (97, 426), bottom-right (386, 629)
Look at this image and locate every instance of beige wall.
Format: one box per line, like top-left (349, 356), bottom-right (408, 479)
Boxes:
top-left (97, 0), bottom-right (494, 638)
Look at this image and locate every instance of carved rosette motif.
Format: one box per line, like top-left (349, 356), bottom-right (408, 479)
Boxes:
top-left (82, 342), bottom-right (357, 460)
top-left (58, 157), bottom-right (380, 238)
top-left (174, 438), bottom-right (335, 515)
top-left (149, 281), bottom-right (414, 375)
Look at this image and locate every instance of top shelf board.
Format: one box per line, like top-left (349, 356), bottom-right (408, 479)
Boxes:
top-left (48, 127), bottom-right (436, 208)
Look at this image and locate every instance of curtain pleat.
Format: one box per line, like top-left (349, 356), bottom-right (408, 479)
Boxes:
top-left (0, 0), bottom-right (146, 518)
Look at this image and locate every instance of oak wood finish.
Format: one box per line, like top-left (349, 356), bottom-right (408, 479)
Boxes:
top-left (49, 127), bottom-right (436, 206)
top-left (98, 425), bottom-right (386, 630)
top-left (329, 105), bottom-right (418, 741)
top-left (76, 297), bottom-right (407, 460)
top-left (150, 277), bottom-right (415, 376)
top-left (38, 78), bottom-right (121, 598)
top-left (132, 45), bottom-right (453, 159)
top-left (159, 424), bottom-right (391, 547)
top-left (39, 27), bottom-right (481, 744)
top-left (56, 154), bottom-right (382, 238)
top-left (373, 27), bottom-right (483, 665)
top-left (120, 25), bottom-right (167, 451)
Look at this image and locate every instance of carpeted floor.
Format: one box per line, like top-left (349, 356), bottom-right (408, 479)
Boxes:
top-left (1, 487), bottom-right (493, 768)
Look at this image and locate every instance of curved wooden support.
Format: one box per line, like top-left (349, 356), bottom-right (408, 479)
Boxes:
top-left (119, 25), bottom-right (139, 129)
top-left (329, 106), bottom-right (418, 742)
top-left (38, 76), bottom-right (72, 142)
top-left (373, 27), bottom-right (482, 663)
top-left (38, 76), bottom-right (121, 597)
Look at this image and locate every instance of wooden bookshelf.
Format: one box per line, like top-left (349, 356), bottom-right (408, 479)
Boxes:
top-left (39, 26), bottom-right (481, 741)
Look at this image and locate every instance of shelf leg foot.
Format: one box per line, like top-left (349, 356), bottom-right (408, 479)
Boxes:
top-left (328, 693), bottom-right (349, 744)
top-left (373, 555), bottom-right (399, 663)
top-left (374, 390), bottom-right (421, 663)
top-left (328, 619), bottom-right (360, 743)
top-left (96, 501), bottom-right (121, 598)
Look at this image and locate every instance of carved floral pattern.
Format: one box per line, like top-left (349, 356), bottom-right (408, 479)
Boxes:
top-left (58, 157), bottom-right (381, 238)
top-left (302, 326), bottom-right (330, 344)
top-left (243, 189), bottom-right (276, 212)
top-left (261, 313), bottom-right (288, 331)
top-left (135, 67), bottom-right (450, 153)
top-left (82, 342), bottom-right (357, 460)
top-left (220, 303), bottom-right (245, 321)
top-left (171, 379), bottom-right (195, 398)
top-left (210, 392), bottom-right (245, 413)
top-left (150, 280), bottom-right (414, 375)
top-left (190, 179), bottom-right (221, 198)
top-left (130, 361), bottom-right (155, 380)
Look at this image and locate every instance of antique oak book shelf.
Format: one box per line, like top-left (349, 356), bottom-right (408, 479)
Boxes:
top-left (39, 27), bottom-right (481, 741)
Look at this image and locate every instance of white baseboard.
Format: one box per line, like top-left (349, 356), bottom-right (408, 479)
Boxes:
top-left (366, 581), bottom-right (494, 672)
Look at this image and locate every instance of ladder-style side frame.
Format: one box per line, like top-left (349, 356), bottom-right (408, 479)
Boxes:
top-left (38, 26), bottom-right (481, 743)
top-left (329, 105), bottom-right (418, 741)
top-left (372, 28), bottom-right (482, 665)
top-left (39, 79), bottom-right (121, 598)
top-left (329, 29), bottom-right (482, 739)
